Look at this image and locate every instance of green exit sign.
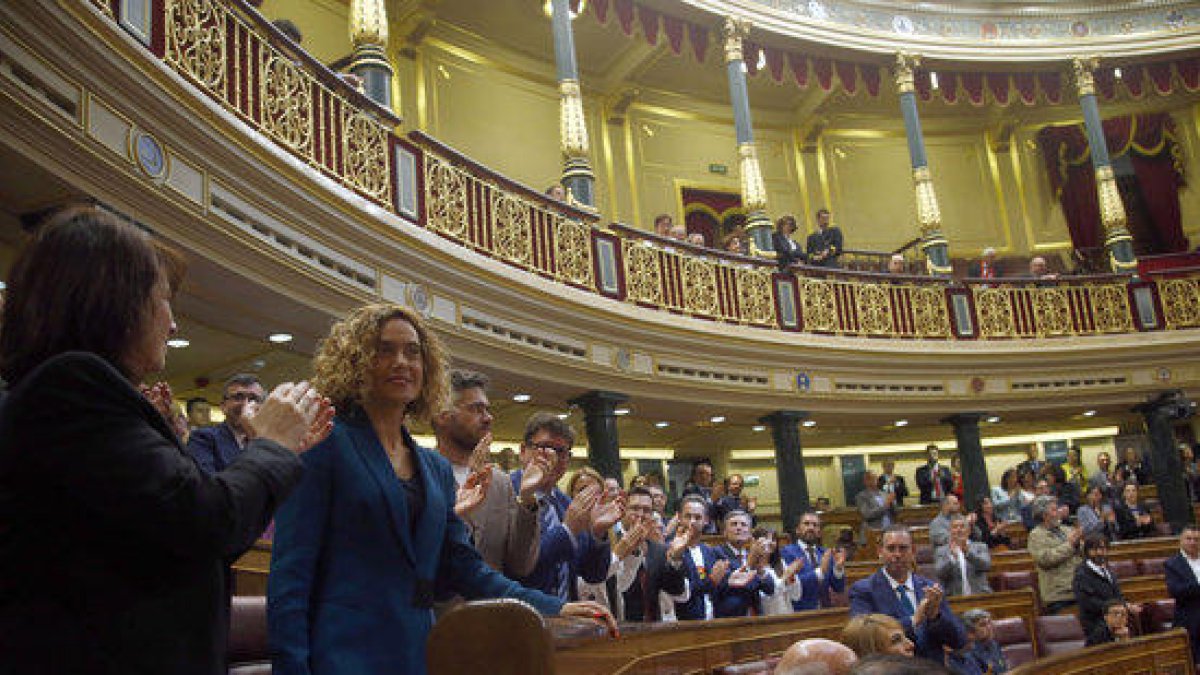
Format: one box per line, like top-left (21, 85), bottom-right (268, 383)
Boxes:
top-left (708, 163), bottom-right (728, 175)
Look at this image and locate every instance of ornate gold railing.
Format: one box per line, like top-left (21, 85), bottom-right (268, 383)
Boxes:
top-left (84, 0), bottom-right (1200, 343)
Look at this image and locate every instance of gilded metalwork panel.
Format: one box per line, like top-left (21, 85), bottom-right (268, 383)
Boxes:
top-left (1161, 279), bottom-right (1200, 329)
top-left (910, 286), bottom-right (951, 338)
top-left (682, 257), bottom-right (719, 316)
top-left (491, 192), bottom-right (532, 266)
top-left (737, 268), bottom-right (775, 325)
top-left (423, 155), bottom-right (468, 239)
top-left (975, 289), bottom-right (1016, 338)
top-left (1031, 288), bottom-right (1071, 337)
top-left (260, 55), bottom-right (313, 156)
top-left (341, 110), bottom-right (391, 203)
top-left (165, 0), bottom-right (227, 95)
top-left (855, 284), bottom-right (893, 335)
top-left (623, 243), bottom-right (663, 306)
top-left (800, 279), bottom-right (838, 332)
top-left (1089, 284), bottom-right (1134, 333)
top-left (553, 217), bottom-right (594, 289)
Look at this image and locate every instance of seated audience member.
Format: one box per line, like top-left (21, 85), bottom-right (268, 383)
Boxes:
top-left (934, 515), bottom-right (992, 597)
top-left (856, 471), bottom-right (896, 541)
top-left (545, 183), bottom-right (567, 202)
top-left (877, 459), bottom-right (909, 507)
top-left (1085, 600), bottom-right (1133, 646)
top-left (1165, 526), bottom-right (1200, 665)
top-left (1020, 479), bottom-right (1052, 531)
top-left (1114, 483), bottom-right (1157, 540)
top-left (681, 460), bottom-right (718, 534)
top-left (967, 247), bottom-right (1001, 279)
top-left (849, 654), bottom-right (955, 675)
top-left (915, 444), bottom-right (953, 504)
top-left (611, 487), bottom-right (689, 622)
top-left (652, 213), bottom-right (673, 238)
top-left (754, 527), bottom-right (802, 616)
top-left (1076, 486), bottom-right (1118, 540)
top-left (509, 414), bottom-right (619, 602)
top-left (686, 232), bottom-right (706, 248)
top-left (1027, 495), bottom-right (1083, 615)
top-left (848, 526), bottom-right (967, 662)
top-left (948, 609), bottom-right (1008, 675)
top-left (886, 254), bottom-right (906, 275)
top-left (975, 496), bottom-right (1013, 550)
top-left (673, 495), bottom-right (722, 621)
top-left (928, 495), bottom-right (980, 548)
top-left (841, 614), bottom-right (914, 658)
top-left (714, 473), bottom-right (756, 525)
top-left (1074, 535), bottom-right (1135, 638)
top-left (1089, 451), bottom-right (1119, 500)
top-left (1115, 445), bottom-right (1151, 486)
top-left (667, 223), bottom-right (687, 241)
top-left (781, 511), bottom-right (847, 611)
top-left (724, 232), bottom-right (748, 256)
top-left (773, 215), bottom-right (806, 269)
top-left (776, 638), bottom-right (858, 675)
top-left (185, 373), bottom-right (265, 474)
top-left (712, 510), bottom-right (775, 617)
top-left (1026, 255), bottom-right (1058, 281)
top-left (806, 208), bottom-right (843, 268)
top-left (989, 468), bottom-right (1023, 523)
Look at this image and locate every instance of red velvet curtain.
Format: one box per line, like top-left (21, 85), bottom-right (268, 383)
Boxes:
top-left (1036, 113), bottom-right (1187, 254)
top-left (681, 188), bottom-right (743, 245)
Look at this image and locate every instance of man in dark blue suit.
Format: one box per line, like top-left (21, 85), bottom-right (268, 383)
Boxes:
top-left (781, 510), bottom-right (846, 610)
top-left (510, 413), bottom-right (614, 601)
top-left (849, 525), bottom-right (967, 663)
top-left (674, 495), bottom-right (724, 621)
top-left (1165, 525), bottom-right (1200, 665)
top-left (185, 373), bottom-right (264, 474)
top-left (712, 510), bottom-right (774, 617)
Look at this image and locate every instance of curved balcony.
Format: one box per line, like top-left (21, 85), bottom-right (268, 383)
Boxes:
top-left (1, 0), bottom-right (1198, 436)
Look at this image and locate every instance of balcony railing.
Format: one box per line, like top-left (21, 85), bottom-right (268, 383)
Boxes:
top-left (87, 0), bottom-right (1200, 343)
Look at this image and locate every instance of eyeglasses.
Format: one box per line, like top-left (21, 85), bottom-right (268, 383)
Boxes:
top-left (224, 392), bottom-right (264, 404)
top-left (532, 442), bottom-right (571, 457)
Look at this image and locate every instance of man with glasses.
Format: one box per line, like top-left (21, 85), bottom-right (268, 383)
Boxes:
top-left (610, 487), bottom-right (688, 622)
top-left (186, 373), bottom-right (264, 474)
top-left (511, 412), bottom-right (617, 601)
top-left (433, 370), bottom-right (543, 577)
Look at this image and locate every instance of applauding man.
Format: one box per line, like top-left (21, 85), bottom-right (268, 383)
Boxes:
top-left (849, 525), bottom-right (967, 663)
top-left (781, 511), bottom-right (846, 610)
top-left (673, 496), bottom-right (722, 621)
top-left (934, 515), bottom-right (991, 597)
top-left (610, 487), bottom-right (689, 622)
top-left (713, 511), bottom-right (775, 617)
top-left (511, 413), bottom-right (616, 601)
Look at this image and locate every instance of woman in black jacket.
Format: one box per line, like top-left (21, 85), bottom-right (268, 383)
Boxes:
top-left (0, 208), bottom-right (330, 674)
top-left (1114, 483), bottom-right (1158, 540)
top-left (771, 215), bottom-right (806, 269)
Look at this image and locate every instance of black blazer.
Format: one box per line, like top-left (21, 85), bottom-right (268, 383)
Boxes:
top-left (772, 231), bottom-right (805, 269)
top-left (1114, 502), bottom-right (1157, 540)
top-left (1073, 563), bottom-right (1125, 637)
top-left (0, 352), bottom-right (303, 674)
top-left (878, 474), bottom-right (910, 508)
top-left (619, 540), bottom-right (687, 622)
top-left (915, 463), bottom-right (953, 504)
top-left (1165, 553), bottom-right (1200, 663)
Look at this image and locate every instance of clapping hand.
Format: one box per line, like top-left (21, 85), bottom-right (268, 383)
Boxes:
top-left (783, 557), bottom-right (805, 584)
top-left (519, 451), bottom-right (553, 500)
top-left (922, 584), bottom-right (944, 620)
top-left (613, 521), bottom-right (648, 560)
top-left (590, 491), bottom-right (625, 538)
top-left (468, 432), bottom-right (493, 472)
top-left (565, 485), bottom-right (600, 535)
top-left (454, 468), bottom-right (492, 518)
top-left (727, 565), bottom-right (756, 588)
top-left (710, 559), bottom-right (731, 586)
top-left (245, 382), bottom-right (332, 453)
top-left (832, 547), bottom-right (847, 567)
top-left (140, 382), bottom-right (187, 441)
top-left (666, 524), bottom-right (690, 563)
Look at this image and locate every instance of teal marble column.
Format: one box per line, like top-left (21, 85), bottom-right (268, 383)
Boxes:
top-left (568, 390), bottom-right (627, 481)
top-left (761, 410), bottom-right (811, 534)
top-left (550, 0), bottom-right (595, 207)
top-left (894, 53), bottom-right (950, 276)
top-left (721, 17), bottom-right (772, 253)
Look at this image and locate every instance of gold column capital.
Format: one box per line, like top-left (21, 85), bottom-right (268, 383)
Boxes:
top-left (894, 52), bottom-right (921, 94)
top-left (350, 0), bottom-right (389, 48)
top-left (722, 17), bottom-right (751, 64)
top-left (1072, 57), bottom-right (1100, 97)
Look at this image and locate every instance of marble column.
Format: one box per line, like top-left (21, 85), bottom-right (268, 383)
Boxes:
top-left (893, 53), bottom-right (950, 276)
top-left (761, 410), bottom-right (810, 534)
top-left (1072, 58), bottom-right (1137, 273)
top-left (1135, 390), bottom-right (1195, 533)
top-left (721, 17), bottom-right (772, 252)
top-left (349, 0), bottom-right (393, 108)
top-left (549, 0), bottom-right (595, 207)
top-left (568, 390), bottom-right (628, 482)
top-left (944, 413), bottom-right (988, 512)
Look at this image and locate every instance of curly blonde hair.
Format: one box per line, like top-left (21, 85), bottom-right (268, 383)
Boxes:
top-left (841, 614), bottom-right (905, 657)
top-left (312, 303), bottom-right (449, 421)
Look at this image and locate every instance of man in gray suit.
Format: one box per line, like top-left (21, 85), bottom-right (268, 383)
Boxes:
top-left (856, 471), bottom-right (896, 543)
top-left (934, 515), bottom-right (991, 597)
top-left (433, 370), bottom-right (544, 577)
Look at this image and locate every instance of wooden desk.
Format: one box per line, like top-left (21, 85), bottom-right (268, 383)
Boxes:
top-left (1007, 629), bottom-right (1192, 675)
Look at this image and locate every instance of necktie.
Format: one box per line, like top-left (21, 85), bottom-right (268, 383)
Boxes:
top-left (896, 585), bottom-right (915, 619)
top-left (933, 466), bottom-right (944, 499)
top-left (806, 545), bottom-right (816, 568)
top-left (540, 496), bottom-right (570, 600)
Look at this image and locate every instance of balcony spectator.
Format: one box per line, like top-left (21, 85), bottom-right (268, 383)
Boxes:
top-left (724, 231), bottom-right (748, 256)
top-left (667, 223), bottom-right (687, 241)
top-left (967, 247), bottom-right (1002, 280)
top-left (1026, 256), bottom-right (1058, 281)
top-left (545, 183), bottom-right (567, 202)
top-left (653, 213), bottom-right (673, 238)
top-left (686, 232), bottom-right (706, 248)
top-left (806, 208), bottom-right (843, 268)
top-left (1027, 495), bottom-right (1083, 615)
top-left (1114, 483), bottom-right (1157, 540)
top-left (772, 215), bottom-right (805, 269)
top-left (887, 254), bottom-right (906, 275)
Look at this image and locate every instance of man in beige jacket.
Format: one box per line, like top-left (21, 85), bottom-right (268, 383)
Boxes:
top-left (1027, 495), bottom-right (1083, 614)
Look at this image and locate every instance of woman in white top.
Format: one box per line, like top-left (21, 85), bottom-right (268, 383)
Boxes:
top-left (989, 468), bottom-right (1023, 522)
top-left (752, 528), bottom-right (803, 616)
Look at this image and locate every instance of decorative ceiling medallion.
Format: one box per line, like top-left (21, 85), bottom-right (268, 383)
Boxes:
top-left (807, 1), bottom-right (829, 21)
top-left (892, 15), bottom-right (915, 35)
top-left (132, 130), bottom-right (166, 180)
top-left (407, 283), bottom-right (432, 317)
top-left (1071, 21), bottom-right (1090, 38)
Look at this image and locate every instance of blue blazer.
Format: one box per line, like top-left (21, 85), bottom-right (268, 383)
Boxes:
top-left (675, 544), bottom-right (722, 621)
top-left (1164, 554), bottom-right (1200, 663)
top-left (269, 415), bottom-right (562, 675)
top-left (186, 423), bottom-right (243, 474)
top-left (848, 570), bottom-right (966, 662)
top-left (509, 471), bottom-right (611, 600)
top-left (780, 543), bottom-right (846, 610)
top-left (712, 544), bottom-right (775, 618)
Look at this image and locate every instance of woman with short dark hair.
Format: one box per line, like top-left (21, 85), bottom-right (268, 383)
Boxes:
top-left (0, 207), bottom-right (330, 674)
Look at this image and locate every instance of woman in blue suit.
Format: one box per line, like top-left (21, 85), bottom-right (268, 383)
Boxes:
top-left (268, 304), bottom-right (613, 674)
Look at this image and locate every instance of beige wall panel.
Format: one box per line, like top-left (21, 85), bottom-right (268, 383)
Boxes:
top-left (1013, 128), bottom-right (1074, 254)
top-left (257, 0), bottom-right (350, 66)
top-left (822, 137), bottom-right (917, 250)
top-left (1173, 106), bottom-right (1200, 246)
top-left (925, 137), bottom-right (1005, 253)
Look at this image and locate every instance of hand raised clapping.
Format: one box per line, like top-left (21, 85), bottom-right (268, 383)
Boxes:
top-left (245, 381), bottom-right (335, 454)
